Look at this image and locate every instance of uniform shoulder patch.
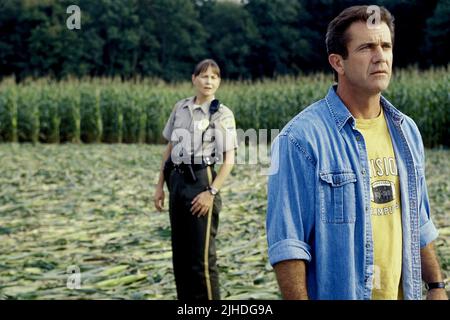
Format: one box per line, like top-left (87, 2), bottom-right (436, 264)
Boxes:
top-left (220, 116), bottom-right (236, 130)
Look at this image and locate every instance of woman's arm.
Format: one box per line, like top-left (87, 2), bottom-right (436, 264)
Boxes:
top-left (210, 149), bottom-right (235, 191)
top-left (190, 149), bottom-right (235, 217)
top-left (154, 142), bottom-right (172, 211)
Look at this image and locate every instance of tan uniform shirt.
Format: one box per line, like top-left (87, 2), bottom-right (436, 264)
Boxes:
top-left (163, 97), bottom-right (238, 164)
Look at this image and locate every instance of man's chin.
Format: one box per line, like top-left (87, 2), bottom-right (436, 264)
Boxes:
top-left (370, 80), bottom-right (390, 94)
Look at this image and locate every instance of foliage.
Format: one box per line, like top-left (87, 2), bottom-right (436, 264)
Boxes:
top-left (0, 68), bottom-right (448, 147)
top-left (0, 0), bottom-right (448, 81)
top-left (0, 144), bottom-right (448, 299)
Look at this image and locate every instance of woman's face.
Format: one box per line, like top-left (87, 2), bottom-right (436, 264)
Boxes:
top-left (192, 66), bottom-right (221, 99)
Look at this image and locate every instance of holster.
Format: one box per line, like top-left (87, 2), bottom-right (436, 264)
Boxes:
top-left (183, 164), bottom-right (198, 183)
top-left (163, 158), bottom-right (174, 187)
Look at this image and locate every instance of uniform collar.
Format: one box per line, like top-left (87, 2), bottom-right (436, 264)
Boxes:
top-left (325, 85), bottom-right (404, 131)
top-left (182, 96), bottom-right (212, 115)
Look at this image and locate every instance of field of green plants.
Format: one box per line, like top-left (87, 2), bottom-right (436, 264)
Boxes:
top-left (0, 144), bottom-right (449, 300)
top-left (0, 67), bottom-right (448, 147)
top-left (0, 68), bottom-right (449, 299)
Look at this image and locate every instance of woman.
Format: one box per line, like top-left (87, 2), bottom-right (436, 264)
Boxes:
top-left (154, 59), bottom-right (237, 300)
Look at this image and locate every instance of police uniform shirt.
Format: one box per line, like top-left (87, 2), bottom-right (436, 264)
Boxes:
top-left (163, 97), bottom-right (238, 164)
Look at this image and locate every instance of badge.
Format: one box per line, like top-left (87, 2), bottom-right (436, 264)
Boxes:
top-left (197, 119), bottom-right (210, 131)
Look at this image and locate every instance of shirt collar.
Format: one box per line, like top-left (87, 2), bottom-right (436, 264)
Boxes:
top-left (325, 85), bottom-right (404, 131)
top-left (182, 96), bottom-right (211, 115)
top-left (325, 85), bottom-right (354, 131)
top-left (380, 95), bottom-right (404, 125)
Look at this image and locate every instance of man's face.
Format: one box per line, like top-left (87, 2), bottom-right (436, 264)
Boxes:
top-left (341, 21), bottom-right (393, 94)
top-left (192, 66), bottom-right (221, 99)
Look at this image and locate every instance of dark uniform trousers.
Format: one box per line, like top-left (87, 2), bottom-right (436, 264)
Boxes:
top-left (167, 166), bottom-right (222, 300)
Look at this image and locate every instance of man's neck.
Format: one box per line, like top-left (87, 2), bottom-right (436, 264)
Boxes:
top-left (336, 83), bottom-right (382, 119)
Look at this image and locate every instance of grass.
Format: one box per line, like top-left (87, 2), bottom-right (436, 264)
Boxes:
top-left (0, 144), bottom-right (448, 299)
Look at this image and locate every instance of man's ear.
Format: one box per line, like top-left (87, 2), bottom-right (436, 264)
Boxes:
top-left (191, 74), bottom-right (196, 84)
top-left (328, 54), bottom-right (345, 77)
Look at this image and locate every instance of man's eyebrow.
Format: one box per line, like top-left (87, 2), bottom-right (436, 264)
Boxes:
top-left (355, 41), bottom-right (392, 50)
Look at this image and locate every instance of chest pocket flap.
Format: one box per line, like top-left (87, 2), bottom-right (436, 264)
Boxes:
top-left (319, 171), bottom-right (357, 224)
top-left (319, 172), bottom-right (357, 186)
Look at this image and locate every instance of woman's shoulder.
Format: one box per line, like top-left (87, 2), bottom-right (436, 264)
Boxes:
top-left (168, 97), bottom-right (194, 115)
top-left (173, 96), bottom-right (194, 110)
top-left (217, 103), bottom-right (235, 117)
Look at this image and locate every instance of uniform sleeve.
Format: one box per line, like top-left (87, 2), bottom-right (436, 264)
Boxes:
top-left (215, 107), bottom-right (238, 153)
top-left (417, 146), bottom-right (439, 248)
top-left (162, 104), bottom-right (178, 141)
top-left (266, 134), bottom-right (315, 266)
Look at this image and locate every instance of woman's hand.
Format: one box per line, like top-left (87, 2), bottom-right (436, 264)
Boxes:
top-left (154, 185), bottom-right (165, 212)
top-left (191, 191), bottom-right (214, 217)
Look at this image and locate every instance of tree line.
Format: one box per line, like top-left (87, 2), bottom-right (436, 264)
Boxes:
top-left (0, 0), bottom-right (448, 81)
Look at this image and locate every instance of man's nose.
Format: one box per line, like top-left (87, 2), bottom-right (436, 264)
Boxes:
top-left (372, 45), bottom-right (387, 63)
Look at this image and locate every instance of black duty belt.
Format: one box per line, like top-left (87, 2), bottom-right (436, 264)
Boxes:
top-left (174, 162), bottom-right (210, 172)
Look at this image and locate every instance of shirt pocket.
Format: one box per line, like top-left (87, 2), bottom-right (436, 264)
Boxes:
top-left (173, 116), bottom-right (185, 130)
top-left (319, 171), bottom-right (357, 224)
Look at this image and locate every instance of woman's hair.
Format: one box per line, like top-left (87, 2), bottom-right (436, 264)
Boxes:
top-left (193, 59), bottom-right (221, 77)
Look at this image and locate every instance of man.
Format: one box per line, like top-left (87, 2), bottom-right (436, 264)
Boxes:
top-left (266, 6), bottom-right (447, 300)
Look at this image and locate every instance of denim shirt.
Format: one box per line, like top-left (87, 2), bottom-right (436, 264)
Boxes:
top-left (266, 86), bottom-right (439, 300)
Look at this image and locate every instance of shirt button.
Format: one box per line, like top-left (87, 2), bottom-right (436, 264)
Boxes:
top-left (356, 135), bottom-right (361, 141)
top-left (361, 169), bottom-right (366, 175)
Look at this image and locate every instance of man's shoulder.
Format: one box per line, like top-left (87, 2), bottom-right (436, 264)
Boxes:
top-left (381, 96), bottom-right (423, 140)
top-left (401, 113), bottom-right (421, 132)
top-left (274, 99), bottom-right (333, 166)
top-left (281, 98), bottom-right (331, 139)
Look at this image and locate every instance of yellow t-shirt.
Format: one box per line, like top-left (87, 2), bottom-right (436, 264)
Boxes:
top-left (356, 108), bottom-right (403, 300)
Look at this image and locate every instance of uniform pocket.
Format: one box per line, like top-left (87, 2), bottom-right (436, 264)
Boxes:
top-left (319, 171), bottom-right (357, 224)
top-left (174, 115), bottom-right (185, 129)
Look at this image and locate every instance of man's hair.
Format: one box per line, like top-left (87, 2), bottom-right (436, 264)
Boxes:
top-left (326, 5), bottom-right (395, 81)
top-left (193, 59), bottom-right (221, 78)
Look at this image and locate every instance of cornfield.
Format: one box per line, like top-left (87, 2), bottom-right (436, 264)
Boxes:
top-left (0, 67), bottom-right (448, 147)
top-left (0, 144), bottom-right (448, 299)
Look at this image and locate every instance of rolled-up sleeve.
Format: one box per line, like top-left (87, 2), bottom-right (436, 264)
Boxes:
top-left (266, 134), bottom-right (315, 266)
